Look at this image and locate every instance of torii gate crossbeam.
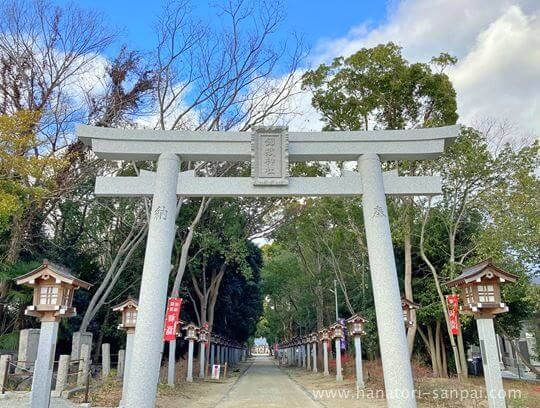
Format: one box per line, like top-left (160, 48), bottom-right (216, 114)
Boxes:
top-left (79, 124), bottom-right (459, 408)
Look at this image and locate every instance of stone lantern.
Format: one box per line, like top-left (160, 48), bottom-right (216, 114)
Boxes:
top-left (184, 323), bottom-right (199, 382)
top-left (112, 297), bottom-right (138, 404)
top-left (401, 296), bottom-right (420, 328)
top-left (329, 322), bottom-right (345, 381)
top-left (318, 329), bottom-right (331, 376)
top-left (15, 260), bottom-right (91, 408)
top-left (198, 328), bottom-right (208, 378)
top-left (346, 314), bottom-right (368, 388)
top-left (447, 259), bottom-right (517, 408)
top-left (308, 332), bottom-right (318, 373)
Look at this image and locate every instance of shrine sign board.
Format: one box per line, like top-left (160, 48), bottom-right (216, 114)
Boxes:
top-left (251, 126), bottom-right (288, 185)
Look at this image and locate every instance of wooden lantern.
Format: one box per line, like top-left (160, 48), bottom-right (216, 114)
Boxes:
top-left (309, 332), bottom-right (318, 344)
top-left (15, 259), bottom-right (91, 321)
top-left (329, 322), bottom-right (344, 339)
top-left (184, 323), bottom-right (199, 340)
top-left (318, 328), bottom-right (330, 342)
top-left (401, 296), bottom-right (420, 328)
top-left (112, 297), bottom-right (139, 331)
top-left (346, 313), bottom-right (368, 336)
top-left (447, 259), bottom-right (518, 317)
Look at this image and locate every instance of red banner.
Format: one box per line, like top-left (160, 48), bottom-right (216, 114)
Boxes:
top-left (446, 294), bottom-right (460, 335)
top-left (163, 298), bottom-right (182, 341)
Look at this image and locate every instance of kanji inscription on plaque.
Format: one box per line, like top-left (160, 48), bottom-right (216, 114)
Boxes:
top-left (251, 127), bottom-right (289, 185)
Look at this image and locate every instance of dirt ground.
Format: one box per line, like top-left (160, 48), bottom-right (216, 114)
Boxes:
top-left (74, 357), bottom-right (249, 408)
top-left (72, 356), bottom-right (540, 408)
top-left (283, 359), bottom-right (540, 408)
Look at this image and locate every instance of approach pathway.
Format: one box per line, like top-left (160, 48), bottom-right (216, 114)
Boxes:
top-left (215, 356), bottom-right (323, 408)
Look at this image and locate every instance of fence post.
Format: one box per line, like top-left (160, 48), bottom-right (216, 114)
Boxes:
top-left (84, 372), bottom-right (90, 403)
top-left (54, 355), bottom-right (70, 396)
top-left (117, 349), bottom-right (125, 378)
top-left (102, 343), bottom-right (111, 379)
top-left (78, 344), bottom-right (90, 386)
top-left (0, 355), bottom-right (10, 396)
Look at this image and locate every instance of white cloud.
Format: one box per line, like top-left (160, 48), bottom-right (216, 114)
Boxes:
top-left (310, 0), bottom-right (540, 135)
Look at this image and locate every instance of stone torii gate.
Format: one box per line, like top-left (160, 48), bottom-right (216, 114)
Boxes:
top-left (78, 124), bottom-right (458, 408)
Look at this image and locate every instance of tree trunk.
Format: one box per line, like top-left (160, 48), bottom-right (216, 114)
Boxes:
top-left (404, 198), bottom-right (416, 355)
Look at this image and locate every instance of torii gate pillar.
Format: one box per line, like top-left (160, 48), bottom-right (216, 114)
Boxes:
top-left (124, 153), bottom-right (179, 407)
top-left (359, 153), bottom-right (415, 407)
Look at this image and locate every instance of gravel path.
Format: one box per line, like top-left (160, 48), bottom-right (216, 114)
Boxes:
top-left (215, 357), bottom-right (323, 408)
top-left (0, 392), bottom-right (78, 407)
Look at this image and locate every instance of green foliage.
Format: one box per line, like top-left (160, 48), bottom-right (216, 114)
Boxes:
top-left (302, 42), bottom-right (458, 130)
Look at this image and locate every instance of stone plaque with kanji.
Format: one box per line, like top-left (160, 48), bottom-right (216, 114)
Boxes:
top-left (251, 127), bottom-right (289, 185)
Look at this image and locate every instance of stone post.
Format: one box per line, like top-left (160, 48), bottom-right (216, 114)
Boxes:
top-left (354, 336), bottom-right (364, 388)
top-left (0, 355), bottom-right (10, 396)
top-left (358, 153), bottom-right (416, 407)
top-left (217, 344), bottom-right (221, 364)
top-left (117, 349), bottom-right (125, 378)
top-left (121, 330), bottom-right (135, 406)
top-left (307, 343), bottom-right (311, 370)
top-left (335, 338), bottom-right (343, 382)
top-left (102, 343), bottom-right (111, 379)
top-left (186, 339), bottom-right (194, 383)
top-left (54, 355), bottom-right (70, 397)
top-left (312, 342), bottom-right (318, 373)
top-left (198, 342), bottom-right (205, 378)
top-left (16, 329), bottom-right (40, 373)
top-left (167, 340), bottom-right (176, 387)
top-left (77, 343), bottom-right (90, 387)
top-left (323, 340), bottom-right (330, 376)
top-left (71, 332), bottom-right (93, 361)
top-left (30, 320), bottom-right (59, 408)
top-left (302, 344), bottom-right (307, 368)
top-left (477, 318), bottom-right (506, 408)
top-left (125, 153), bottom-right (180, 408)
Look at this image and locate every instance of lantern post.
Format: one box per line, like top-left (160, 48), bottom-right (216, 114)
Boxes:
top-left (112, 297), bottom-right (139, 405)
top-left (184, 323), bottom-right (199, 382)
top-left (319, 329), bottom-right (331, 376)
top-left (401, 297), bottom-right (420, 329)
top-left (210, 334), bottom-right (216, 366)
top-left (310, 333), bottom-right (318, 373)
top-left (198, 328), bottom-right (208, 378)
top-left (330, 322), bottom-right (344, 381)
top-left (306, 339), bottom-right (311, 370)
top-left (15, 260), bottom-right (91, 408)
top-left (346, 314), bottom-right (368, 389)
top-left (447, 259), bottom-right (518, 408)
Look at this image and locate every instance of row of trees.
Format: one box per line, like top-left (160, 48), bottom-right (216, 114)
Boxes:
top-left (259, 44), bottom-right (539, 378)
top-left (0, 0), bottom-right (301, 356)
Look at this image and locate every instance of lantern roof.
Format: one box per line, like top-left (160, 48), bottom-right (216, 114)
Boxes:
top-left (447, 259), bottom-right (518, 288)
top-left (401, 296), bottom-right (420, 309)
top-left (15, 259), bottom-right (91, 290)
top-left (345, 313), bottom-right (368, 325)
top-left (112, 297), bottom-right (139, 312)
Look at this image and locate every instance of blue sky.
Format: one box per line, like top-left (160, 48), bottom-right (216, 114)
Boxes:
top-left (55, 0), bottom-right (388, 56)
top-left (52, 0), bottom-right (540, 135)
